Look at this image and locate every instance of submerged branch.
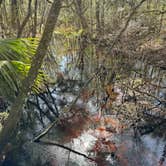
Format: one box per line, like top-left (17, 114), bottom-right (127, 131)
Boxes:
top-left (33, 119), bottom-right (59, 142)
top-left (36, 139), bottom-right (96, 162)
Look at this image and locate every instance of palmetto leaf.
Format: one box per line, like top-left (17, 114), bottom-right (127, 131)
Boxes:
top-left (11, 60), bottom-right (46, 93)
top-left (0, 60), bottom-right (19, 101)
top-left (0, 38), bottom-right (38, 63)
top-left (0, 38), bottom-right (45, 101)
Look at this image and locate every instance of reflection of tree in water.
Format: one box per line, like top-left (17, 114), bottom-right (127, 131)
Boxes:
top-left (0, 0), bottom-right (166, 165)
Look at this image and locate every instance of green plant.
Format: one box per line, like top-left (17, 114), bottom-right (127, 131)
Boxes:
top-left (0, 38), bottom-right (45, 101)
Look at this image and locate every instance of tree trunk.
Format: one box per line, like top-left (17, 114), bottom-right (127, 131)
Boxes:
top-left (32, 0), bottom-right (38, 37)
top-left (74, 0), bottom-right (88, 81)
top-left (96, 0), bottom-right (100, 36)
top-left (17, 0), bottom-right (32, 38)
top-left (0, 0), bottom-right (61, 156)
top-left (11, 0), bottom-right (20, 31)
top-left (0, 0), bottom-right (3, 7)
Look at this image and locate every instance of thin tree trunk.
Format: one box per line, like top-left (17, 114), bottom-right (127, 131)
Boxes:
top-left (32, 0), bottom-right (38, 37)
top-left (0, 0), bottom-right (61, 156)
top-left (74, 0), bottom-right (88, 29)
top-left (0, 0), bottom-right (3, 7)
top-left (17, 0), bottom-right (32, 38)
top-left (101, 0), bottom-right (105, 35)
top-left (11, 0), bottom-right (20, 31)
top-left (74, 0), bottom-right (88, 81)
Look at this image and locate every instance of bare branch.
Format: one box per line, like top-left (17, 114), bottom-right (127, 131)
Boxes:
top-left (35, 139), bottom-right (96, 162)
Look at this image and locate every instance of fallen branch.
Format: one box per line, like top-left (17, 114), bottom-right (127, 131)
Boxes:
top-left (33, 119), bottom-right (59, 142)
top-left (36, 139), bottom-right (96, 162)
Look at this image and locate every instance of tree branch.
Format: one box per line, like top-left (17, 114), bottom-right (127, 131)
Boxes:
top-left (35, 139), bottom-right (96, 162)
top-left (17, 0), bottom-right (32, 38)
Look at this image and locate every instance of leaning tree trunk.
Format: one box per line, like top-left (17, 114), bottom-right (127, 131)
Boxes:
top-left (0, 0), bottom-right (62, 156)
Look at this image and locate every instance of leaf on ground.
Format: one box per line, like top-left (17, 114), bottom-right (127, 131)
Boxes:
top-left (56, 108), bottom-right (90, 143)
top-left (80, 89), bottom-right (94, 102)
top-left (90, 139), bottom-right (117, 153)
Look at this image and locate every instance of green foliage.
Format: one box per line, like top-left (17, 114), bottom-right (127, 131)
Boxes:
top-left (0, 38), bottom-right (38, 63)
top-left (54, 26), bottom-right (83, 38)
top-left (0, 38), bottom-right (45, 101)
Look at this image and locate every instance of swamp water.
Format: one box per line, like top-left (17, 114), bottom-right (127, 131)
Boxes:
top-left (3, 92), bottom-right (166, 166)
top-left (2, 56), bottom-right (166, 166)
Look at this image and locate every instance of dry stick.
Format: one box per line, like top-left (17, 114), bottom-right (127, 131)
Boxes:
top-left (38, 93), bottom-right (58, 117)
top-left (133, 70), bottom-right (166, 89)
top-left (33, 119), bottom-right (59, 142)
top-left (45, 84), bottom-right (59, 115)
top-left (38, 139), bottom-right (96, 162)
top-left (33, 68), bottom-right (101, 142)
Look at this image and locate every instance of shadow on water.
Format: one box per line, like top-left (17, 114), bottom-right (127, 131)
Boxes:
top-left (2, 56), bottom-right (166, 166)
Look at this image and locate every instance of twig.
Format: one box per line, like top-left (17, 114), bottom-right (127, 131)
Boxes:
top-left (33, 119), bottom-right (59, 142)
top-left (69, 67), bottom-right (101, 112)
top-left (36, 139), bottom-right (96, 162)
top-left (143, 10), bottom-right (166, 15)
top-left (45, 84), bottom-right (59, 116)
top-left (38, 93), bottom-right (58, 117)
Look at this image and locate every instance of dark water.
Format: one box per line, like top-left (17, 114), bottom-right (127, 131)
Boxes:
top-left (2, 56), bottom-right (166, 166)
top-left (3, 95), bottom-right (165, 166)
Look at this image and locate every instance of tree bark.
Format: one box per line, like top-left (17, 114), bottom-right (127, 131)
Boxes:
top-left (17, 0), bottom-right (32, 38)
top-left (0, 0), bottom-right (61, 155)
top-left (96, 0), bottom-right (100, 35)
top-left (11, 0), bottom-right (20, 31)
top-left (32, 0), bottom-right (38, 37)
top-left (0, 0), bottom-right (3, 7)
top-left (74, 0), bottom-right (88, 81)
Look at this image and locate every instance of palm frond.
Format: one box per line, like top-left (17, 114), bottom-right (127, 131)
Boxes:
top-left (0, 38), bottom-right (46, 101)
top-left (0, 38), bottom-right (38, 63)
top-left (0, 60), bottom-right (19, 100)
top-left (11, 60), bottom-right (46, 93)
